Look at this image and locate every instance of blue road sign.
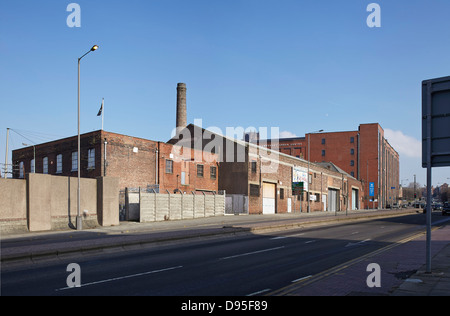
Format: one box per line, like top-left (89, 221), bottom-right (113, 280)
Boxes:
top-left (369, 182), bottom-right (375, 197)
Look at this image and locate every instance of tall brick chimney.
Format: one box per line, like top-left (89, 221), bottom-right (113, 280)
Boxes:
top-left (176, 83), bottom-right (187, 134)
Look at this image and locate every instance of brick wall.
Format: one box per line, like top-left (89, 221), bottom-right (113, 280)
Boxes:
top-left (12, 131), bottom-right (103, 179)
top-left (158, 143), bottom-right (219, 194)
top-left (103, 131), bottom-right (158, 190)
top-left (262, 123), bottom-right (399, 209)
top-left (12, 130), bottom-right (219, 194)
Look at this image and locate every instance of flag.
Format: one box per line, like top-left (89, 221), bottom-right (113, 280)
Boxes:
top-left (97, 99), bottom-right (103, 116)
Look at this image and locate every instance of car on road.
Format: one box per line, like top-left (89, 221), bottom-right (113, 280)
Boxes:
top-left (442, 202), bottom-right (450, 216)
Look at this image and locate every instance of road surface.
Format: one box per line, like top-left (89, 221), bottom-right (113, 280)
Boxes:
top-left (1, 212), bottom-right (446, 296)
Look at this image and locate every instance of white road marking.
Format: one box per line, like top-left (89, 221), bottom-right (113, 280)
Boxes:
top-left (219, 246), bottom-right (285, 260)
top-left (270, 236), bottom-right (288, 240)
top-left (304, 240), bottom-right (316, 244)
top-left (345, 238), bottom-right (371, 248)
top-left (288, 233), bottom-right (305, 237)
top-left (291, 275), bottom-right (313, 283)
top-left (270, 232), bottom-right (305, 240)
top-left (247, 288), bottom-right (271, 296)
top-left (56, 265), bottom-right (183, 291)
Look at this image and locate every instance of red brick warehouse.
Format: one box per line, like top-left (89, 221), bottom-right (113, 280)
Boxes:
top-left (262, 123), bottom-right (399, 209)
top-left (12, 130), bottom-right (219, 194)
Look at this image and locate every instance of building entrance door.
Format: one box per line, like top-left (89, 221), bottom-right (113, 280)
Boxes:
top-left (263, 182), bottom-right (276, 214)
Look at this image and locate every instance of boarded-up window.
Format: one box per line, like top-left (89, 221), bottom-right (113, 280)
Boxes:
top-left (250, 184), bottom-right (260, 196)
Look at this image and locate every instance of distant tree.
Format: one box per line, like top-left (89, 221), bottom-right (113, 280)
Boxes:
top-left (441, 188), bottom-right (449, 202)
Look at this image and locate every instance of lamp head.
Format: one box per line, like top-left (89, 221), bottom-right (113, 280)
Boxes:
top-left (91, 45), bottom-right (99, 51)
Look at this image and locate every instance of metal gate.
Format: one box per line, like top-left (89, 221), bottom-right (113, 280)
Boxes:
top-left (225, 195), bottom-right (249, 215)
top-left (328, 189), bottom-right (339, 213)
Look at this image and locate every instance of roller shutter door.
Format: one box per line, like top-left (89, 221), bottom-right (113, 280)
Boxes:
top-left (328, 189), bottom-right (338, 213)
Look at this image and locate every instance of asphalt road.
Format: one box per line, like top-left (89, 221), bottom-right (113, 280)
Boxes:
top-left (1, 212), bottom-right (445, 296)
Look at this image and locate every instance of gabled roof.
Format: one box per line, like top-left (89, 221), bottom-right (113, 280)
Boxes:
top-left (168, 123), bottom-right (311, 165)
top-left (315, 161), bottom-right (356, 179)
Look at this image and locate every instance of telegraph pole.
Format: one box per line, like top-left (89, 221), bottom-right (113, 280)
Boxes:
top-left (414, 174), bottom-right (416, 201)
top-left (4, 128), bottom-right (9, 178)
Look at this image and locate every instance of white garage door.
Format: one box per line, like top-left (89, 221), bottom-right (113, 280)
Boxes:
top-left (352, 189), bottom-right (358, 210)
top-left (263, 182), bottom-right (276, 214)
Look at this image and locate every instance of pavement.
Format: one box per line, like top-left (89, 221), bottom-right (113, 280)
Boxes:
top-left (1, 208), bottom-right (449, 296)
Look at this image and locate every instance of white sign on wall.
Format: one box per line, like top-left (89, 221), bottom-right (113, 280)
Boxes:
top-left (293, 166), bottom-right (308, 192)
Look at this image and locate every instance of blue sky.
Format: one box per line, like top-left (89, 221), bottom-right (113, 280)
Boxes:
top-left (1, 0), bottom-right (449, 187)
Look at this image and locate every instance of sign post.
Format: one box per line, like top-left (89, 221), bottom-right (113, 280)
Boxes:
top-left (292, 182), bottom-right (304, 196)
top-left (422, 76), bottom-right (450, 273)
top-left (369, 182), bottom-right (375, 209)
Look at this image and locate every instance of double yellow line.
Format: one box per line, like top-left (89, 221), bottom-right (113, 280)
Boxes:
top-left (267, 226), bottom-right (441, 296)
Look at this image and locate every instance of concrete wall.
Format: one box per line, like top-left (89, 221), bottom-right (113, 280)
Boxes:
top-left (97, 176), bottom-right (120, 227)
top-left (139, 192), bottom-right (225, 223)
top-left (0, 174), bottom-right (119, 233)
top-left (0, 178), bottom-right (27, 232)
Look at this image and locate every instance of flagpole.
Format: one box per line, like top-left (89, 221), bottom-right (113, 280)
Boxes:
top-left (101, 98), bottom-right (104, 131)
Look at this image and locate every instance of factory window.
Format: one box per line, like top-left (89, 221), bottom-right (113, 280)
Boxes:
top-left (56, 154), bottom-right (62, 173)
top-left (87, 149), bottom-right (95, 170)
top-left (322, 150), bottom-right (325, 156)
top-left (165, 159), bottom-right (173, 174)
top-left (210, 166), bottom-right (217, 179)
top-left (250, 184), bottom-right (260, 197)
top-left (280, 188), bottom-right (284, 199)
top-left (197, 164), bottom-right (204, 178)
top-left (71, 152), bottom-right (78, 171)
top-left (350, 160), bottom-right (354, 166)
top-left (251, 160), bottom-right (257, 173)
top-left (321, 138), bottom-right (326, 144)
top-left (350, 137), bottom-right (354, 143)
top-left (351, 171), bottom-right (355, 177)
top-left (43, 157), bottom-right (48, 174)
top-left (350, 148), bottom-right (354, 155)
top-left (19, 161), bottom-right (24, 178)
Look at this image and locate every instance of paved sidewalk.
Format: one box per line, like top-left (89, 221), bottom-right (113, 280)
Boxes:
top-left (390, 231), bottom-right (450, 296)
top-left (270, 222), bottom-right (450, 296)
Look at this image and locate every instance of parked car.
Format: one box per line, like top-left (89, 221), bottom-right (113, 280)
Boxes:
top-left (442, 202), bottom-right (450, 216)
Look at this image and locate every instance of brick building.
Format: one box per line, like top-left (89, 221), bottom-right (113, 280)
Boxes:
top-left (169, 124), bottom-right (364, 214)
top-left (12, 130), bottom-right (219, 194)
top-left (262, 123), bottom-right (399, 209)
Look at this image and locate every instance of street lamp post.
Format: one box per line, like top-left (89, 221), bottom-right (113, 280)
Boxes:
top-left (77, 45), bottom-right (98, 231)
top-left (307, 129), bottom-right (323, 213)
